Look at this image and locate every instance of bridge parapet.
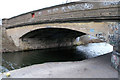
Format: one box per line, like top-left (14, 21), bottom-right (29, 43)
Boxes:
top-left (2, 1), bottom-right (120, 28)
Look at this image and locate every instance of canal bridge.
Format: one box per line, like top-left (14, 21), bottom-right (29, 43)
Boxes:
top-left (2, 1), bottom-right (120, 51)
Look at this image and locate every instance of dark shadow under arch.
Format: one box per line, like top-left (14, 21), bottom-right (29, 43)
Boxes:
top-left (20, 28), bottom-right (86, 39)
top-left (19, 28), bottom-right (86, 49)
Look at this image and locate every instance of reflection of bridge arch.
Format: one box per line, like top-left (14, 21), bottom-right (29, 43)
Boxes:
top-left (19, 27), bottom-right (86, 50)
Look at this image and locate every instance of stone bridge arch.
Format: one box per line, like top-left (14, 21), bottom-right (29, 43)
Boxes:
top-left (19, 27), bottom-right (86, 50)
top-left (6, 22), bottom-right (116, 51)
top-left (6, 24), bottom-right (87, 50)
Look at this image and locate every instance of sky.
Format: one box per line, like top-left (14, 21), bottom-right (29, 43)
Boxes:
top-left (0, 0), bottom-right (119, 19)
top-left (0, 0), bottom-right (78, 19)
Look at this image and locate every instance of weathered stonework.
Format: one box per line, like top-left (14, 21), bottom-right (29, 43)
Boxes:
top-left (111, 22), bottom-right (120, 72)
top-left (2, 2), bottom-right (119, 52)
top-left (2, 27), bottom-right (19, 52)
top-left (2, 2), bottom-right (120, 29)
top-left (3, 22), bottom-right (118, 51)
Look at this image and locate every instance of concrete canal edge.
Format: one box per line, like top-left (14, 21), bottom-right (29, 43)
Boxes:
top-left (2, 53), bottom-right (118, 78)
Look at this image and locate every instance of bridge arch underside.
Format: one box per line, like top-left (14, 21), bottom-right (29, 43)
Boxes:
top-left (19, 28), bottom-right (86, 50)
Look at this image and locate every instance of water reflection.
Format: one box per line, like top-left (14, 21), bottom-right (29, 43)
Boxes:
top-left (2, 47), bottom-right (87, 72)
top-left (2, 43), bottom-right (113, 73)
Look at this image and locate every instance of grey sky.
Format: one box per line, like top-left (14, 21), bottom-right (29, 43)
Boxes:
top-left (0, 0), bottom-right (119, 19)
top-left (0, 0), bottom-right (76, 19)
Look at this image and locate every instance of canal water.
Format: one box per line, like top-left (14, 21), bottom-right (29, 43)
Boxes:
top-left (2, 46), bottom-right (86, 72)
top-left (1, 43), bottom-right (113, 73)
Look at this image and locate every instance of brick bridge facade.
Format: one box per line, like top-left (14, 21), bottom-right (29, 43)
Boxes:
top-left (2, 1), bottom-right (120, 52)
